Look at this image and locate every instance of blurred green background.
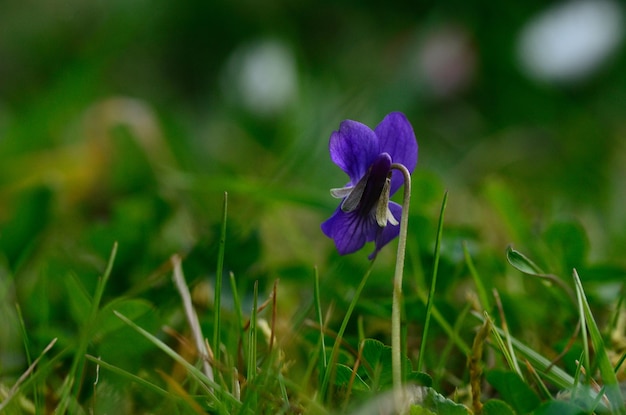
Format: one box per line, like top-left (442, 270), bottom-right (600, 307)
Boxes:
top-left (1, 0), bottom-right (626, 405)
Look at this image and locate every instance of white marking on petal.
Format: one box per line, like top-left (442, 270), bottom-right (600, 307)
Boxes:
top-left (375, 176), bottom-right (393, 227)
top-left (330, 186), bottom-right (353, 199)
top-left (386, 207), bottom-right (399, 226)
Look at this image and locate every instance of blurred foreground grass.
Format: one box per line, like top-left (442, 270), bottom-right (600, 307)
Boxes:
top-left (1, 1), bottom-right (626, 413)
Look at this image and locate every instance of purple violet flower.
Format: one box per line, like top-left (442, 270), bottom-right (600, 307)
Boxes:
top-left (321, 112), bottom-right (418, 259)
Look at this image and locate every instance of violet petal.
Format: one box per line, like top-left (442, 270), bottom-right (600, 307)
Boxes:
top-left (329, 120), bottom-right (379, 185)
top-left (374, 112), bottom-right (418, 195)
top-left (321, 207), bottom-right (378, 255)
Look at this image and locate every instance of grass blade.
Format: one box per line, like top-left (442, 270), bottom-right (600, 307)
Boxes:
top-left (171, 254), bottom-right (214, 383)
top-left (417, 293), bottom-right (471, 355)
top-left (435, 301), bottom-right (471, 384)
top-left (0, 338), bottom-right (57, 413)
top-left (57, 242), bottom-right (118, 414)
top-left (573, 269), bottom-right (625, 414)
top-left (313, 267), bottom-right (327, 372)
top-left (488, 312), bottom-right (520, 377)
top-left (464, 242), bottom-right (491, 311)
top-left (417, 191), bottom-right (448, 372)
top-left (493, 289), bottom-right (522, 377)
top-left (319, 260), bottom-right (375, 402)
top-left (473, 312), bottom-right (574, 389)
top-left (85, 354), bottom-right (170, 398)
top-left (239, 280), bottom-right (260, 412)
top-left (113, 310), bottom-right (238, 413)
top-left (214, 191), bottom-right (228, 365)
top-left (247, 281), bottom-right (259, 384)
top-left (15, 303), bottom-right (40, 410)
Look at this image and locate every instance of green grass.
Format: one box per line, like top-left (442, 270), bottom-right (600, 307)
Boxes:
top-left (2, 3), bottom-right (626, 412)
top-left (1, 131), bottom-right (625, 414)
top-left (2, 188), bottom-right (625, 414)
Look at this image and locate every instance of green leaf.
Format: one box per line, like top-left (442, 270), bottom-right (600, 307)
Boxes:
top-left (333, 363), bottom-right (369, 391)
top-left (506, 246), bottom-right (545, 276)
top-left (359, 338), bottom-right (412, 389)
top-left (408, 371), bottom-right (433, 387)
top-left (411, 387), bottom-right (470, 415)
top-left (486, 369), bottom-right (541, 414)
top-left (361, 338), bottom-right (386, 369)
top-left (532, 400), bottom-right (587, 415)
top-left (505, 246), bottom-right (575, 301)
top-left (483, 399), bottom-right (516, 415)
top-left (360, 338), bottom-right (391, 387)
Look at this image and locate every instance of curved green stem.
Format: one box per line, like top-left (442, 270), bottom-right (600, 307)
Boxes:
top-left (390, 163), bottom-right (412, 398)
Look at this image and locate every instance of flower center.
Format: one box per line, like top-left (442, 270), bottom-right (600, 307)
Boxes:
top-left (330, 153), bottom-right (398, 227)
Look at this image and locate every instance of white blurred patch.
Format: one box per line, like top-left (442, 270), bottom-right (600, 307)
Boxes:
top-left (518, 0), bottom-right (624, 83)
top-left (222, 39), bottom-right (298, 117)
top-left (415, 26), bottom-right (477, 99)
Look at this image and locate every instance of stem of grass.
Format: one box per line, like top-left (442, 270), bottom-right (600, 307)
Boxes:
top-left (15, 303), bottom-right (39, 409)
top-left (247, 281), bottom-right (259, 385)
top-left (213, 192), bottom-right (228, 366)
top-left (313, 267), bottom-right (328, 372)
top-left (0, 338), bottom-right (57, 413)
top-left (417, 191), bottom-right (448, 372)
top-left (573, 269), bottom-right (626, 414)
top-left (57, 242), bottom-right (118, 414)
top-left (171, 254), bottom-right (214, 383)
top-left (463, 242), bottom-right (491, 311)
top-left (319, 261), bottom-right (375, 402)
top-left (114, 311), bottom-right (233, 411)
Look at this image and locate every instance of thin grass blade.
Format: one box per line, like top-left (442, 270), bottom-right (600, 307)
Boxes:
top-left (0, 338), bottom-right (57, 412)
top-left (214, 191), bottom-right (228, 365)
top-left (113, 311), bottom-right (238, 412)
top-left (417, 191), bottom-right (448, 372)
top-left (57, 242), bottom-right (118, 414)
top-left (464, 242), bottom-right (492, 311)
top-left (573, 269), bottom-right (625, 414)
top-left (319, 261), bottom-right (375, 402)
top-left (85, 354), bottom-right (170, 398)
top-left (313, 267), bottom-right (328, 371)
